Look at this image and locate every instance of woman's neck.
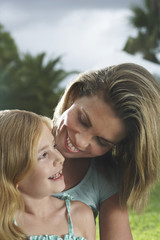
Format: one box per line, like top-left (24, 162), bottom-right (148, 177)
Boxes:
top-left (63, 158), bottom-right (91, 190)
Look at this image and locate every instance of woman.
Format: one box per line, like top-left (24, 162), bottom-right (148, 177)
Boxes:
top-left (53, 63), bottom-right (160, 240)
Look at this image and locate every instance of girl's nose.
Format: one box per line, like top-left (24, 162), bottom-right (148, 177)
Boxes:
top-left (75, 132), bottom-right (91, 150)
top-left (52, 149), bottom-right (65, 167)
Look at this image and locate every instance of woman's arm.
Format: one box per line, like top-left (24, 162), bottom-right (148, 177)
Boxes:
top-left (99, 193), bottom-right (133, 240)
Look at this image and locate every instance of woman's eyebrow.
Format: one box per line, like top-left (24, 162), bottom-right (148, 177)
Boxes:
top-left (82, 108), bottom-right (92, 127)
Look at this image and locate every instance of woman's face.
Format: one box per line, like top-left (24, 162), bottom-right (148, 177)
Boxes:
top-left (18, 123), bottom-right (65, 199)
top-left (55, 96), bottom-right (126, 159)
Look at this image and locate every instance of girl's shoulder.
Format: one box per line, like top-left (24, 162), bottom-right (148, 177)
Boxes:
top-left (71, 200), bottom-right (93, 217)
top-left (70, 200), bottom-right (95, 239)
top-left (59, 193), bottom-right (93, 217)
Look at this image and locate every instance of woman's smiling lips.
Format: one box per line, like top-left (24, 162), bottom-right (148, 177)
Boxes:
top-left (65, 134), bottom-right (79, 153)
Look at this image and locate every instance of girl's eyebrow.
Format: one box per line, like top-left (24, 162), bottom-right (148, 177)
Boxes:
top-left (38, 139), bottom-right (55, 153)
top-left (82, 108), bottom-right (116, 146)
top-left (38, 145), bottom-right (49, 153)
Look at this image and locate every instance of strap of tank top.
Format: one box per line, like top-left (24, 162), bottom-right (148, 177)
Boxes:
top-left (65, 198), bottom-right (74, 235)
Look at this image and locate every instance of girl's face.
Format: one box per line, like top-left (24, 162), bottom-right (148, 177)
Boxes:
top-left (18, 123), bottom-right (65, 199)
top-left (55, 96), bottom-right (126, 159)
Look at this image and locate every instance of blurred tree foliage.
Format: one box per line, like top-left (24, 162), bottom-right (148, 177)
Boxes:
top-left (0, 24), bottom-right (76, 118)
top-left (123, 0), bottom-right (160, 64)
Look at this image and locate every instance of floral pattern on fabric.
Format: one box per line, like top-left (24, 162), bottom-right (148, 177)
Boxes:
top-left (28, 234), bottom-right (86, 239)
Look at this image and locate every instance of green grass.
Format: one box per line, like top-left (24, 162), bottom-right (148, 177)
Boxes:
top-left (129, 182), bottom-right (160, 240)
top-left (96, 182), bottom-right (160, 239)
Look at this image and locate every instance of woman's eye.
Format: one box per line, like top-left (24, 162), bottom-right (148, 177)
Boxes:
top-left (79, 114), bottom-right (88, 127)
top-left (39, 152), bottom-right (48, 160)
top-left (96, 137), bottom-right (110, 147)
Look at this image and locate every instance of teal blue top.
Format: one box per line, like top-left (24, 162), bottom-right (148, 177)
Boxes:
top-left (54, 159), bottom-right (118, 218)
top-left (14, 196), bottom-right (86, 240)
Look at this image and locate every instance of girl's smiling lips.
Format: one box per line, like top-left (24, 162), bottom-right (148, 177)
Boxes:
top-left (48, 169), bottom-right (64, 180)
top-left (65, 134), bottom-right (79, 153)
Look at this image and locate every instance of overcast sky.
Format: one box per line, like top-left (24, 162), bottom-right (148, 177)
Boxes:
top-left (0, 0), bottom-right (159, 86)
top-left (0, 0), bottom-right (142, 10)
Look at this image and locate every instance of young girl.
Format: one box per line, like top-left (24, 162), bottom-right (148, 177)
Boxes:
top-left (0, 109), bottom-right (95, 240)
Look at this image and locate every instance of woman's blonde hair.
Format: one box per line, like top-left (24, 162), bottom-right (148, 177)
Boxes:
top-left (53, 63), bottom-right (160, 212)
top-left (0, 109), bottom-right (52, 240)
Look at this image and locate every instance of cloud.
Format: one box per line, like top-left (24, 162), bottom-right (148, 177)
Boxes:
top-left (0, 0), bottom-right (142, 11)
top-left (8, 9), bottom-right (132, 70)
top-left (0, 0), bottom-right (159, 87)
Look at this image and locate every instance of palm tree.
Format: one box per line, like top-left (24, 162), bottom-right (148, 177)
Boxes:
top-left (0, 24), bottom-right (20, 109)
top-left (0, 24), bottom-right (19, 68)
top-left (2, 52), bottom-right (76, 117)
top-left (0, 23), bottom-right (78, 117)
top-left (123, 0), bottom-right (160, 64)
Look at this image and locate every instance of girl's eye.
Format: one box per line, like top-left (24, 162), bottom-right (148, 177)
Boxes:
top-left (39, 152), bottom-right (48, 160)
top-left (53, 143), bottom-right (57, 149)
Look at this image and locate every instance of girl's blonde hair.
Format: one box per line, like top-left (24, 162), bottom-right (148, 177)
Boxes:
top-left (0, 109), bottom-right (52, 240)
top-left (53, 63), bottom-right (160, 212)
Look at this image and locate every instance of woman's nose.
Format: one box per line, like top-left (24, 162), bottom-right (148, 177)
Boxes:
top-left (75, 132), bottom-right (92, 150)
top-left (52, 149), bottom-right (65, 167)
